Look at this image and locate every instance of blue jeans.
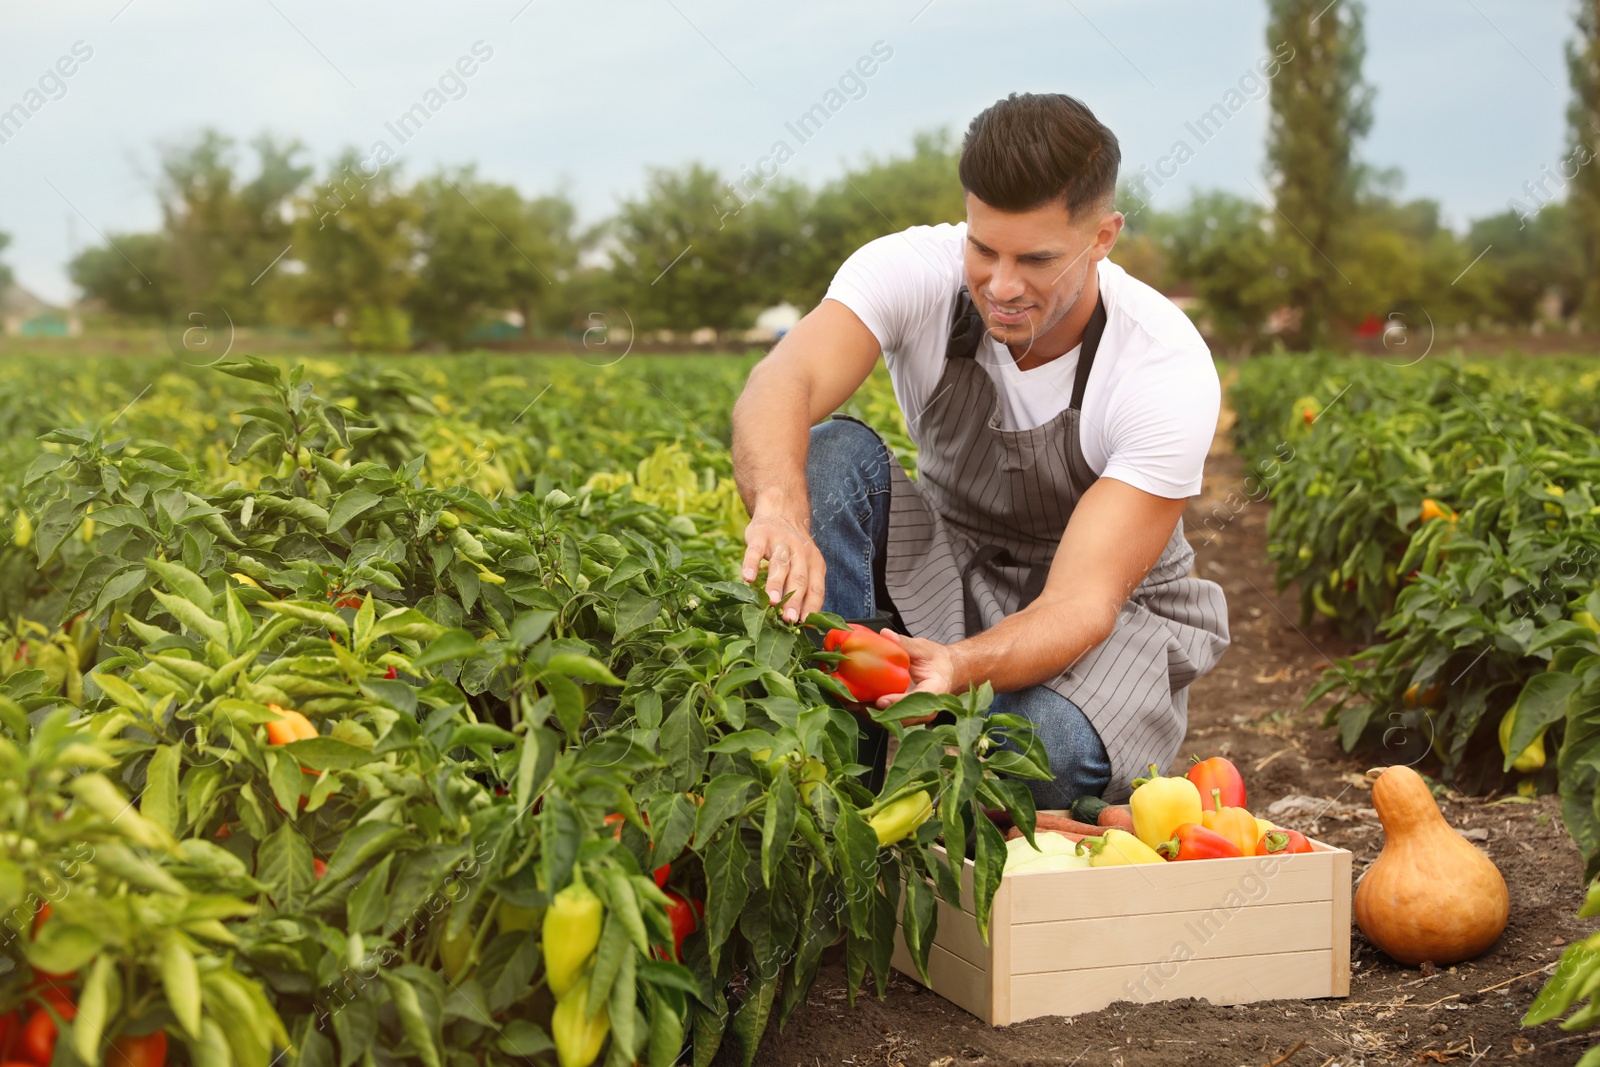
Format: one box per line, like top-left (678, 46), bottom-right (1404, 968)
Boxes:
top-left (806, 419), bottom-right (1113, 806)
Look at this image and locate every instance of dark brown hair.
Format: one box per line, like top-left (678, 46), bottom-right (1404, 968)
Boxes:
top-left (958, 93), bottom-right (1120, 217)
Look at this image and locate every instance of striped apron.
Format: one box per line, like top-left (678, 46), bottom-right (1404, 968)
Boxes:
top-left (836, 287), bottom-right (1229, 802)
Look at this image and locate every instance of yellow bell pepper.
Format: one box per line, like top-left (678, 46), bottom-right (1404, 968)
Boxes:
top-left (1200, 790), bottom-right (1260, 855)
top-left (542, 879), bottom-right (604, 998)
top-left (869, 790), bottom-right (933, 847)
top-left (1076, 828), bottom-right (1166, 866)
top-left (1498, 707), bottom-right (1547, 773)
top-left (1129, 764), bottom-right (1203, 849)
top-left (551, 973), bottom-right (610, 1067)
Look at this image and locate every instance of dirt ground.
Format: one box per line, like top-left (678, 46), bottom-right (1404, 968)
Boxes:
top-left (751, 445), bottom-right (1596, 1066)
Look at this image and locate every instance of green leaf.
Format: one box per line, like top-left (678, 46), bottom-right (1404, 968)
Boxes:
top-left (142, 745), bottom-right (181, 833)
top-left (702, 828), bottom-right (751, 971)
top-left (1524, 937), bottom-right (1600, 1025)
top-left (602, 869), bottom-right (650, 954)
top-left (546, 673), bottom-right (586, 737)
top-left (444, 723), bottom-right (519, 751)
top-left (728, 968), bottom-right (777, 1067)
top-left (509, 610), bottom-right (556, 648)
top-left (149, 558), bottom-right (215, 614)
top-left (72, 954), bottom-right (116, 1065)
top-left (834, 802), bottom-right (879, 933)
top-left (257, 821), bottom-right (315, 909)
top-left (25, 922), bottom-right (102, 975)
top-left (761, 772), bottom-right (798, 889)
top-left (1508, 671), bottom-right (1582, 766)
top-left (325, 823), bottom-right (409, 883)
top-left (900, 871), bottom-right (937, 985)
top-left (266, 749), bottom-right (304, 817)
top-left (971, 802), bottom-right (1007, 944)
top-left (413, 629), bottom-right (488, 668)
top-left (161, 931), bottom-right (203, 1037)
top-left (327, 490), bottom-right (382, 535)
top-left (494, 1021), bottom-right (553, 1057)
top-left (637, 959), bottom-right (702, 997)
top-left (285, 737), bottom-right (374, 771)
top-left (186, 1018), bottom-right (232, 1067)
top-left (382, 973), bottom-right (442, 1067)
top-left (542, 653), bottom-right (624, 686)
top-left (346, 853), bottom-right (394, 934)
top-left (694, 775), bottom-right (755, 846)
top-left (647, 793), bottom-right (698, 870)
top-left (216, 356), bottom-right (284, 385)
top-left (92, 672), bottom-right (149, 714)
top-left (614, 590), bottom-right (662, 637)
top-left (152, 589), bottom-right (229, 645)
top-left (371, 608), bottom-right (446, 643)
top-left (259, 599), bottom-right (349, 641)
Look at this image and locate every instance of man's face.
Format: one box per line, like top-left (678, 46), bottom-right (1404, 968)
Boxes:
top-left (963, 192), bottom-right (1121, 350)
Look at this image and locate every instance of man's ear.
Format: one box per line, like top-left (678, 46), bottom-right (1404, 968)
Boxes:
top-left (1094, 209), bottom-right (1124, 261)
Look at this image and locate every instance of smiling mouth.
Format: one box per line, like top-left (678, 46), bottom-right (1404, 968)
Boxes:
top-left (986, 302), bottom-right (1033, 324)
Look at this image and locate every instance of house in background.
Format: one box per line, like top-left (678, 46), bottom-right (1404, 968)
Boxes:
top-left (1, 285), bottom-right (81, 338)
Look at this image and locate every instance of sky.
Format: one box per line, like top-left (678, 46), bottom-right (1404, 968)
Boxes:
top-left (0, 0), bottom-right (1575, 305)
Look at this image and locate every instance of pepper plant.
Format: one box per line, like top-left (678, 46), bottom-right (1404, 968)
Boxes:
top-left (0, 356), bottom-right (1046, 1067)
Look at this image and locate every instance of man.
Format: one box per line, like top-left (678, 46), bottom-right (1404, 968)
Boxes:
top-left (730, 93), bottom-right (1229, 805)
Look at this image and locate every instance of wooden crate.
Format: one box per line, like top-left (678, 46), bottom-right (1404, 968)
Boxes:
top-left (890, 842), bottom-right (1352, 1025)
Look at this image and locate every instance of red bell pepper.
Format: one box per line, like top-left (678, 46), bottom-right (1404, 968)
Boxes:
top-left (1155, 823), bottom-right (1244, 861)
top-left (656, 890), bottom-right (700, 961)
top-left (1187, 756), bottom-right (1246, 812)
top-left (1256, 829), bottom-right (1313, 856)
top-left (822, 624), bottom-right (911, 703)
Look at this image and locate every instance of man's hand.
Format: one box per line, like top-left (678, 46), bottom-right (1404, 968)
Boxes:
top-left (868, 629), bottom-right (955, 726)
top-left (741, 502), bottom-right (826, 623)
top-left (731, 301), bottom-right (884, 623)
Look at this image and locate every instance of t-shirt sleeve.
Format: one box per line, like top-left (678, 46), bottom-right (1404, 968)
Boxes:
top-left (1097, 344), bottom-right (1220, 499)
top-left (822, 228), bottom-right (954, 354)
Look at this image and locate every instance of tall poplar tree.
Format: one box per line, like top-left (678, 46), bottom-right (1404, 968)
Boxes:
top-left (1567, 0), bottom-right (1600, 323)
top-left (1264, 0), bottom-right (1374, 348)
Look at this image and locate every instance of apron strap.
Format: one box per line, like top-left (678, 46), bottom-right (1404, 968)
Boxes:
top-left (962, 544), bottom-right (1051, 636)
top-left (1069, 292), bottom-right (1109, 411)
top-left (945, 289), bottom-right (987, 361)
top-left (947, 285), bottom-right (1108, 412)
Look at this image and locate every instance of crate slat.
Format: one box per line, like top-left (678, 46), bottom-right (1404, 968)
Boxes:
top-left (890, 938), bottom-right (993, 1021)
top-left (1009, 948), bottom-right (1340, 1020)
top-left (1010, 900), bottom-right (1334, 973)
top-left (1006, 852), bottom-right (1339, 924)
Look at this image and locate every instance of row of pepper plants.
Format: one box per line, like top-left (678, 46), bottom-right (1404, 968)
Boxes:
top-left (1230, 352), bottom-right (1600, 1035)
top-left (0, 355), bottom-right (1048, 1067)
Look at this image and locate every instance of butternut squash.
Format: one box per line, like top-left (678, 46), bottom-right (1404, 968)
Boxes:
top-left (1354, 766), bottom-right (1509, 966)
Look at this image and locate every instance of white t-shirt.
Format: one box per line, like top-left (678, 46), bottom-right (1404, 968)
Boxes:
top-left (823, 222), bottom-right (1220, 499)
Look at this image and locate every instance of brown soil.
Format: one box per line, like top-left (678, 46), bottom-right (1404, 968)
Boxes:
top-left (751, 448), bottom-right (1595, 1066)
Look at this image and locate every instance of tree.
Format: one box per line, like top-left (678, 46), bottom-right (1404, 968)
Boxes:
top-left (1264, 0), bottom-right (1374, 348)
top-left (157, 130), bottom-right (311, 323)
top-left (1164, 191), bottom-right (1285, 350)
top-left (292, 150), bottom-right (421, 350)
top-left (1566, 0), bottom-right (1600, 323)
top-left (70, 130), bottom-right (310, 325)
top-left (0, 231), bottom-right (13, 292)
top-left (607, 163), bottom-right (764, 334)
top-left (408, 168), bottom-right (577, 348)
top-left (69, 233), bottom-right (173, 319)
top-left (1466, 205), bottom-right (1584, 326)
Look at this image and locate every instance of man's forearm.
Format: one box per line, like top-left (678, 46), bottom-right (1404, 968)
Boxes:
top-left (731, 360), bottom-right (814, 517)
top-left (948, 592), bottom-right (1120, 694)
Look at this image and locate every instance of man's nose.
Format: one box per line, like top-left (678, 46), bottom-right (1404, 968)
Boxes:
top-left (988, 263), bottom-right (1026, 304)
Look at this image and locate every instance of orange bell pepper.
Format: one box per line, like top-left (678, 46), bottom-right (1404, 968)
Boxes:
top-left (1199, 789), bottom-right (1259, 855)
